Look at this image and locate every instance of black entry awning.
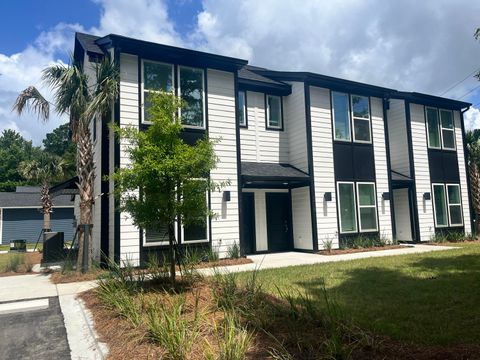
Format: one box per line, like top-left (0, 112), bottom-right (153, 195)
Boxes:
top-left (241, 162), bottom-right (310, 188)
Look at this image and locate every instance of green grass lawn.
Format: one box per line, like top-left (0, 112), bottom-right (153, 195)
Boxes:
top-left (0, 243), bottom-right (42, 251)
top-left (237, 243), bottom-right (480, 346)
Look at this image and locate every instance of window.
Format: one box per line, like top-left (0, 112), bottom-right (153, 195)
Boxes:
top-left (337, 182), bottom-right (357, 233)
top-left (432, 184), bottom-right (448, 227)
top-left (144, 222), bottom-right (170, 246)
top-left (142, 60), bottom-right (174, 123)
top-left (356, 183), bottom-right (377, 231)
top-left (426, 107), bottom-right (455, 150)
top-left (179, 66), bottom-right (205, 128)
top-left (332, 92), bottom-right (351, 141)
top-left (440, 110), bottom-right (455, 150)
top-left (332, 92), bottom-right (371, 143)
top-left (351, 95), bottom-right (371, 143)
top-left (447, 184), bottom-right (463, 226)
top-left (432, 183), bottom-right (463, 227)
top-left (266, 95), bottom-right (282, 129)
top-left (181, 179), bottom-right (209, 243)
top-left (238, 91), bottom-right (247, 127)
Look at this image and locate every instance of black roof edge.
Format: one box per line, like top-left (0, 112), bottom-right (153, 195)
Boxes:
top-left (392, 91), bottom-right (471, 110)
top-left (50, 176), bottom-right (79, 196)
top-left (95, 33), bottom-right (248, 71)
top-left (238, 78), bottom-right (292, 96)
top-left (253, 70), bottom-right (395, 97)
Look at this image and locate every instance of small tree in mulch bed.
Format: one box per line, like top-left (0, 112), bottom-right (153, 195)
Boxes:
top-left (111, 92), bottom-right (225, 286)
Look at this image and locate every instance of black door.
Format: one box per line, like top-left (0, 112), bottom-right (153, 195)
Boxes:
top-left (241, 193), bottom-right (256, 255)
top-left (266, 193), bottom-right (292, 252)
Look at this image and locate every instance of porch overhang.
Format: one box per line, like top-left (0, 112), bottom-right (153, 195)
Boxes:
top-left (241, 162), bottom-right (310, 188)
top-left (391, 170), bottom-right (414, 189)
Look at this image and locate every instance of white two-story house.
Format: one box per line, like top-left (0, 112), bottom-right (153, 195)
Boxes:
top-left (73, 32), bottom-right (472, 266)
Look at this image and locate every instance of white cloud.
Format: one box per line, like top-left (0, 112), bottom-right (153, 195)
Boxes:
top-left (1, 0), bottom-right (480, 145)
top-left (465, 107), bottom-right (480, 130)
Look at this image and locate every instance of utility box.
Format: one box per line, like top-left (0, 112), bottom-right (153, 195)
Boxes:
top-left (43, 232), bottom-right (65, 263)
top-left (10, 239), bottom-right (26, 252)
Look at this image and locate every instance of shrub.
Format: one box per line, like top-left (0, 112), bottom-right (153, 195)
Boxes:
top-left (205, 246), bottom-right (220, 262)
top-left (322, 238), bottom-right (333, 253)
top-left (146, 295), bottom-right (201, 360)
top-left (212, 270), bottom-right (239, 312)
top-left (227, 242), bottom-right (241, 259)
top-left (1, 253), bottom-right (25, 272)
top-left (205, 313), bottom-right (253, 360)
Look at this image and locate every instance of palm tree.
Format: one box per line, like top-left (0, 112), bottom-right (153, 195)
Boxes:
top-left (18, 154), bottom-right (66, 231)
top-left (13, 59), bottom-right (119, 272)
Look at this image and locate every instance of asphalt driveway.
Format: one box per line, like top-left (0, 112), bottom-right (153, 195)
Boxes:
top-left (0, 296), bottom-right (70, 360)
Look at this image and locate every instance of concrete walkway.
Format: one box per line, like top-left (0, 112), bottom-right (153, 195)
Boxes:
top-left (0, 274), bottom-right (105, 360)
top-left (201, 244), bottom-right (456, 275)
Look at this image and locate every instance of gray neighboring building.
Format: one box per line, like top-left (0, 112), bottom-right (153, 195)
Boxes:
top-left (0, 186), bottom-right (75, 244)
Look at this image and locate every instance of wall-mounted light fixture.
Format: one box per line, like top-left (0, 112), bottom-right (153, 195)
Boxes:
top-left (423, 192), bottom-right (431, 200)
top-left (324, 192), bottom-right (332, 202)
top-left (382, 192), bottom-right (390, 200)
top-left (223, 191), bottom-right (231, 202)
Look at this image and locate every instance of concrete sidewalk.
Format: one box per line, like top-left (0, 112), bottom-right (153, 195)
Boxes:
top-left (0, 274), bottom-right (105, 360)
top-left (201, 244), bottom-right (456, 275)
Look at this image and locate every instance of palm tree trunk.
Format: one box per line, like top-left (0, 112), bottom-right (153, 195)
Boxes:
top-left (40, 182), bottom-right (52, 231)
top-left (469, 161), bottom-right (480, 236)
top-left (76, 122), bottom-right (95, 272)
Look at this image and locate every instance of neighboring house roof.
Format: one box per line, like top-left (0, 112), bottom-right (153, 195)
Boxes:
top-left (50, 177), bottom-right (79, 196)
top-left (0, 189), bottom-right (73, 208)
top-left (15, 186), bottom-right (41, 193)
top-left (241, 162), bottom-right (309, 181)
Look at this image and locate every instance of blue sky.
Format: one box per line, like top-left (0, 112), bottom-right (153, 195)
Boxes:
top-left (0, 0), bottom-right (479, 144)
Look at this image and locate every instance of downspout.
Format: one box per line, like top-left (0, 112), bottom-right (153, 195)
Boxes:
top-left (382, 96), bottom-right (396, 241)
top-left (460, 106), bottom-right (475, 235)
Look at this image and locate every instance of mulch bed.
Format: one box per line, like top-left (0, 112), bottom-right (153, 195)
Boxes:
top-left (49, 257), bottom-right (253, 284)
top-left (318, 244), bottom-right (409, 255)
top-left (81, 280), bottom-right (480, 360)
top-left (0, 252), bottom-right (42, 277)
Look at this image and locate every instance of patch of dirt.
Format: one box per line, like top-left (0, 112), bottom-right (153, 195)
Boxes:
top-left (318, 244), bottom-right (409, 255)
top-left (0, 252), bottom-right (42, 277)
top-left (49, 269), bottom-right (106, 284)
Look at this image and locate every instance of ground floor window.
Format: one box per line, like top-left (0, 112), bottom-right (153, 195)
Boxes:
top-left (337, 181), bottom-right (378, 234)
top-left (181, 179), bottom-right (209, 243)
top-left (432, 183), bottom-right (463, 227)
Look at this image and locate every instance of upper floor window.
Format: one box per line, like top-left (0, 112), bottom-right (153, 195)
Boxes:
top-left (266, 94), bottom-right (283, 130)
top-left (238, 91), bottom-right (247, 127)
top-left (179, 66), bottom-right (205, 129)
top-left (332, 92), bottom-right (371, 143)
top-left (426, 107), bottom-right (455, 150)
top-left (142, 60), bottom-right (174, 123)
top-left (432, 183), bottom-right (463, 227)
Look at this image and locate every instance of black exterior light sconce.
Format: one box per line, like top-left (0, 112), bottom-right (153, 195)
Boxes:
top-left (423, 192), bottom-right (431, 200)
top-left (223, 191), bottom-right (231, 202)
top-left (382, 192), bottom-right (390, 200)
top-left (324, 192), bottom-right (332, 202)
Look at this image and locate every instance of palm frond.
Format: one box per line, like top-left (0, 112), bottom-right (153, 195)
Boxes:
top-left (12, 86), bottom-right (50, 122)
top-left (84, 59), bottom-right (119, 121)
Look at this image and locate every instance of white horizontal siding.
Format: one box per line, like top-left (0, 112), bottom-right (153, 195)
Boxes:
top-left (285, 82), bottom-right (308, 172)
top-left (387, 99), bottom-right (410, 177)
top-left (240, 91), bottom-right (289, 163)
top-left (119, 53), bottom-right (140, 266)
top-left (207, 69), bottom-right (240, 258)
top-left (410, 103), bottom-right (435, 241)
top-left (309, 86), bottom-right (339, 249)
top-left (454, 110), bottom-right (472, 235)
top-left (371, 97), bottom-right (392, 240)
top-left (291, 186), bottom-right (313, 250)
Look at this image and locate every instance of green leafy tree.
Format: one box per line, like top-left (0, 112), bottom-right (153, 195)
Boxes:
top-left (43, 123), bottom-right (76, 180)
top-left (0, 129), bottom-right (42, 190)
top-left (18, 154), bottom-right (66, 231)
top-left (13, 59), bottom-right (119, 272)
top-left (111, 92), bottom-right (224, 285)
